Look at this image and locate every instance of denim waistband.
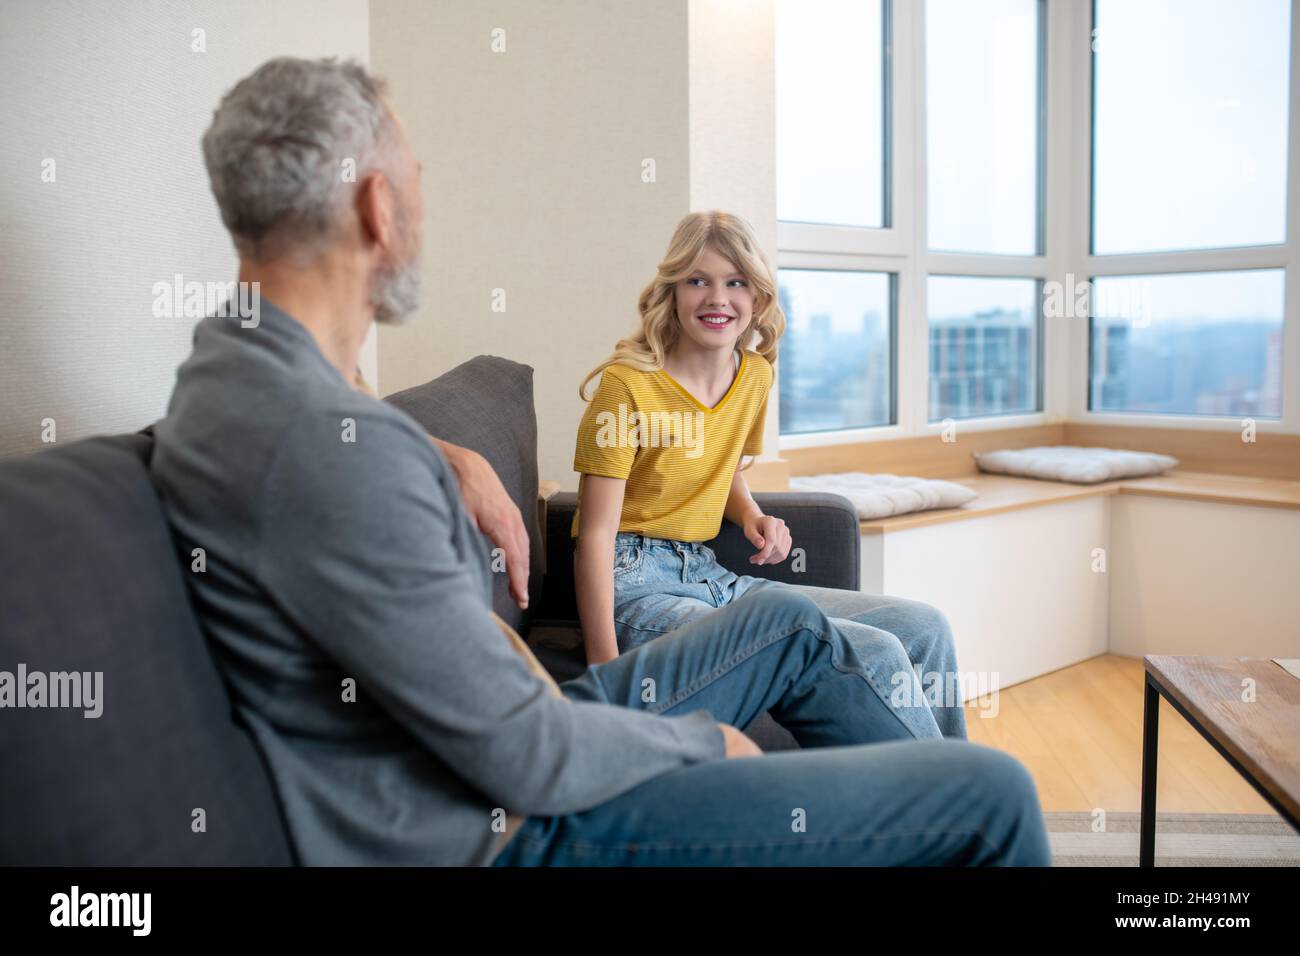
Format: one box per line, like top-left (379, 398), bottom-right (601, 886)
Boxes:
top-left (614, 531), bottom-right (704, 552)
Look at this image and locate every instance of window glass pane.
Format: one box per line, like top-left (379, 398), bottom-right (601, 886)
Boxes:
top-left (776, 0), bottom-right (886, 228)
top-left (778, 270), bottom-right (893, 434)
top-left (926, 0), bottom-right (1041, 255)
top-left (1089, 270), bottom-right (1285, 418)
top-left (1092, 0), bottom-right (1291, 254)
top-left (928, 276), bottom-right (1040, 420)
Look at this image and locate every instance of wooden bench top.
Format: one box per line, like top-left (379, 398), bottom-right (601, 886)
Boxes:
top-left (856, 470), bottom-right (1300, 534)
top-left (542, 472), bottom-right (1300, 535)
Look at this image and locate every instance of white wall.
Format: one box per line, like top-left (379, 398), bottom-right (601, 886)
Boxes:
top-left (0, 0), bottom-right (375, 459)
top-left (370, 0), bottom-right (692, 488)
top-left (370, 0), bottom-right (780, 487)
top-left (1108, 495), bottom-right (1300, 658)
top-left (0, 0), bottom-right (776, 482)
top-left (689, 0), bottom-right (781, 457)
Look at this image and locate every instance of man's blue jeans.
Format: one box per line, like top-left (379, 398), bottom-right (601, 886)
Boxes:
top-left (610, 532), bottom-right (967, 740)
top-left (492, 587), bottom-right (1050, 866)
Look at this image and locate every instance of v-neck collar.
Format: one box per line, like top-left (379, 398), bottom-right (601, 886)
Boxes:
top-left (658, 350), bottom-right (746, 413)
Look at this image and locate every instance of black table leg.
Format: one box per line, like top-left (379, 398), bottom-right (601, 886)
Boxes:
top-left (1139, 675), bottom-right (1160, 867)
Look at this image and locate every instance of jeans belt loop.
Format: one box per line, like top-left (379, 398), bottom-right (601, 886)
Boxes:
top-left (671, 540), bottom-right (689, 583)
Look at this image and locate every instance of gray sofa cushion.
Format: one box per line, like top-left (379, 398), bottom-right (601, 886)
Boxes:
top-left (384, 355), bottom-right (543, 634)
top-left (0, 433), bottom-right (294, 865)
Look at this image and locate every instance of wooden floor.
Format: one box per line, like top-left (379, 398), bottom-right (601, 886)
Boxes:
top-left (963, 654), bottom-right (1275, 814)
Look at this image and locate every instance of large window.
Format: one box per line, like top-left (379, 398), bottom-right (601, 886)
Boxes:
top-left (926, 0), bottom-right (1043, 255)
top-left (774, 0), bottom-right (1296, 443)
top-left (778, 270), bottom-right (896, 434)
top-left (776, 0), bottom-right (888, 228)
top-left (1087, 0), bottom-right (1292, 424)
top-left (929, 276), bottom-right (1041, 420)
top-left (1089, 270), bottom-right (1285, 418)
top-left (777, 0), bottom-right (1048, 441)
top-left (1091, 0), bottom-right (1291, 255)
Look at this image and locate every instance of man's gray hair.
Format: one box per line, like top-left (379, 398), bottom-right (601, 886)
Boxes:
top-left (202, 57), bottom-right (395, 262)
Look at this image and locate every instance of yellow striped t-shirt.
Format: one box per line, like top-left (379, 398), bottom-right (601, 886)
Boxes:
top-left (571, 350), bottom-right (773, 541)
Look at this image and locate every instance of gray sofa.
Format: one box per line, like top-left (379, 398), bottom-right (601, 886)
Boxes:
top-left (0, 356), bottom-right (861, 865)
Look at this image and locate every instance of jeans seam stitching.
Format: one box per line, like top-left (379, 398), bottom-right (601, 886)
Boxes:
top-left (611, 618), bottom-right (676, 637)
top-left (509, 828), bottom-right (1005, 857)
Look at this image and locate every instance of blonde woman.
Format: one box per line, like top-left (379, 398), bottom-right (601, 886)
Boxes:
top-left (572, 210), bottom-right (966, 740)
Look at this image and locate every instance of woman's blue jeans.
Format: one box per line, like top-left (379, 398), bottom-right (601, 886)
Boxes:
top-left (610, 532), bottom-right (968, 741)
top-left (492, 585), bottom-right (1050, 866)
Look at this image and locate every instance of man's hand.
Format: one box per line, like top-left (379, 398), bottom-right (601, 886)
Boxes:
top-left (719, 723), bottom-right (762, 758)
top-left (743, 513), bottom-right (792, 566)
top-left (431, 438), bottom-right (530, 609)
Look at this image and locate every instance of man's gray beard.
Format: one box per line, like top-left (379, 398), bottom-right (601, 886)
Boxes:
top-left (371, 252), bottom-right (421, 326)
top-left (371, 198), bottom-right (422, 326)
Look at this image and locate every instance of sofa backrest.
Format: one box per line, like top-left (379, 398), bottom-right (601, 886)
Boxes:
top-left (0, 433), bottom-right (294, 865)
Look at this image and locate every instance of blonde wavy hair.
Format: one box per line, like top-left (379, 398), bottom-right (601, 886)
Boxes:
top-left (579, 210), bottom-right (785, 401)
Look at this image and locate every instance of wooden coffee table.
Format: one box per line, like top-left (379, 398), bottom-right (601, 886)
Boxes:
top-left (1140, 656), bottom-right (1300, 866)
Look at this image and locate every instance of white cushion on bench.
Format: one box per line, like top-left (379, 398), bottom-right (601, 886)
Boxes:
top-left (973, 445), bottom-right (1178, 484)
top-left (789, 472), bottom-right (978, 519)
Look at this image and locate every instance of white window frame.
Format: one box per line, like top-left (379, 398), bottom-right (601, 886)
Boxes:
top-left (1067, 0), bottom-right (1300, 433)
top-left (778, 0), bottom-right (1300, 452)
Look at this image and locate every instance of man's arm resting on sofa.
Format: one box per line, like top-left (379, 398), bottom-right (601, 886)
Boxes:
top-left (351, 366), bottom-right (530, 610)
top-left (428, 435), bottom-right (531, 610)
top-left (256, 412), bottom-right (725, 817)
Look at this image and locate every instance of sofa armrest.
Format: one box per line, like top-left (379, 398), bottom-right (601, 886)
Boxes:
top-left (710, 491), bottom-right (861, 590)
top-left (535, 490), bottom-right (861, 625)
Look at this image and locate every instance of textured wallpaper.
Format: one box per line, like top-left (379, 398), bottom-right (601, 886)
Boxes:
top-left (0, 0), bottom-right (372, 458)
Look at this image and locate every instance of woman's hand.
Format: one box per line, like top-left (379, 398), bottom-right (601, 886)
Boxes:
top-left (743, 513), bottom-right (791, 565)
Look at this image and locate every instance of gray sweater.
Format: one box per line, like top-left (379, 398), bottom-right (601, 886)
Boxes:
top-left (150, 299), bottom-right (724, 865)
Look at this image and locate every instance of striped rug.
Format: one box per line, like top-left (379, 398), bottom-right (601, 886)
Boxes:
top-left (1045, 812), bottom-right (1300, 866)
